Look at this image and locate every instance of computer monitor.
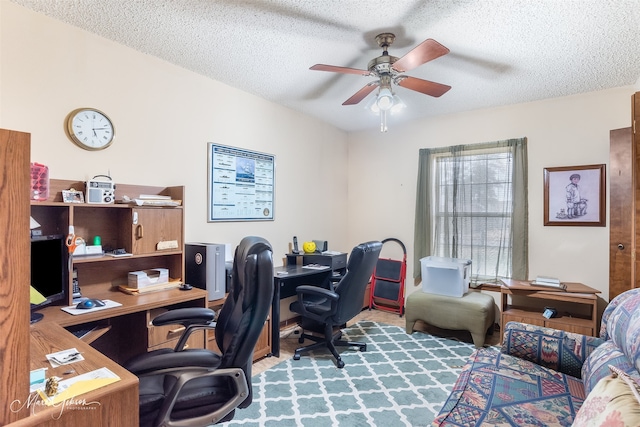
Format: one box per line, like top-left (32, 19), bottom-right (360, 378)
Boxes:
top-left (30, 234), bottom-right (68, 323)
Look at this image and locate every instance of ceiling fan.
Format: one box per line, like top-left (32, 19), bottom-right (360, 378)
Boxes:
top-left (310, 32), bottom-right (451, 110)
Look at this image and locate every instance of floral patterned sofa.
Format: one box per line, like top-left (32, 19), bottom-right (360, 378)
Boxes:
top-left (432, 287), bottom-right (640, 426)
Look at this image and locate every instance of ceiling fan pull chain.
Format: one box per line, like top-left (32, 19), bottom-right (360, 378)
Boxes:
top-left (380, 110), bottom-right (388, 133)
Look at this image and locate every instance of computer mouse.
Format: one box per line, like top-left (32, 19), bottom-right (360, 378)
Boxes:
top-left (76, 299), bottom-right (95, 309)
top-left (75, 299), bottom-right (106, 309)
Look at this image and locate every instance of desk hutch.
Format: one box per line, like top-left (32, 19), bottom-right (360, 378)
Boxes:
top-left (30, 179), bottom-right (207, 365)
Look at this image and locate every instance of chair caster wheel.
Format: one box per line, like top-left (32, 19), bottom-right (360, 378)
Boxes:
top-left (336, 360), bottom-right (345, 369)
top-left (298, 337), bottom-right (304, 344)
top-left (293, 354), bottom-right (300, 361)
top-left (360, 344), bottom-right (367, 352)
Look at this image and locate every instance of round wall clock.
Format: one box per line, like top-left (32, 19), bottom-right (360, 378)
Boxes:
top-left (66, 108), bottom-right (115, 150)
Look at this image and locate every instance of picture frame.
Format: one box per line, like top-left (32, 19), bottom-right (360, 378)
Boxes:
top-left (543, 164), bottom-right (605, 227)
top-left (207, 143), bottom-right (275, 222)
top-left (62, 189), bottom-right (85, 203)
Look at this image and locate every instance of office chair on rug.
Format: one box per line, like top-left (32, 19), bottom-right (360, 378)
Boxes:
top-left (124, 236), bottom-right (274, 427)
top-left (289, 241), bottom-right (382, 368)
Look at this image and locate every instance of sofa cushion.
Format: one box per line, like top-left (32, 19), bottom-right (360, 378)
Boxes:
top-left (432, 347), bottom-right (585, 426)
top-left (604, 288), bottom-right (640, 360)
top-left (582, 340), bottom-right (640, 395)
top-left (502, 322), bottom-right (603, 379)
top-left (599, 288), bottom-right (640, 340)
top-left (572, 365), bottom-right (640, 427)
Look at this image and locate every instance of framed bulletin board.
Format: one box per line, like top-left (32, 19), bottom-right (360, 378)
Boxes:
top-left (207, 143), bottom-right (275, 222)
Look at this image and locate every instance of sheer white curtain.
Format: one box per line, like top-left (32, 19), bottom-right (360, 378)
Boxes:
top-left (413, 138), bottom-right (528, 282)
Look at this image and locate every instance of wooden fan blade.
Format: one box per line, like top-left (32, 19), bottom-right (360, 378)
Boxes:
top-left (310, 64), bottom-right (370, 76)
top-left (342, 82), bottom-right (379, 105)
top-left (397, 76), bottom-right (451, 98)
top-left (392, 39), bottom-right (450, 73)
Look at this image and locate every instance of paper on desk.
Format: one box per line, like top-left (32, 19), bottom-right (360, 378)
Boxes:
top-left (61, 299), bottom-right (122, 315)
top-left (321, 250), bottom-right (342, 255)
top-left (302, 264), bottom-right (330, 270)
top-left (37, 367), bottom-right (120, 406)
top-left (46, 348), bottom-right (85, 367)
top-left (30, 368), bottom-right (47, 393)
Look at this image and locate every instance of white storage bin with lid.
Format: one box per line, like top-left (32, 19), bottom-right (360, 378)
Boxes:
top-left (420, 256), bottom-right (472, 297)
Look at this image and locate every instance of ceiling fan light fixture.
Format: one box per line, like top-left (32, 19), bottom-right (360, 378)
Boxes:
top-left (376, 87), bottom-right (394, 111)
top-left (365, 95), bottom-right (380, 113)
top-left (310, 33), bottom-right (450, 132)
top-left (390, 95), bottom-right (406, 114)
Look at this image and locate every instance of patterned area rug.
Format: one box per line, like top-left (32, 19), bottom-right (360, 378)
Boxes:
top-left (225, 321), bottom-right (476, 427)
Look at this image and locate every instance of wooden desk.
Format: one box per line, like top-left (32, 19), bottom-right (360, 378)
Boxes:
top-left (8, 322), bottom-right (138, 427)
top-left (36, 287), bottom-right (208, 327)
top-left (500, 279), bottom-right (600, 336)
top-left (34, 288), bottom-right (208, 364)
top-left (272, 265), bottom-right (333, 357)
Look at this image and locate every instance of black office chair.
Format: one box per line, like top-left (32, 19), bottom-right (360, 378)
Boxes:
top-left (124, 236), bottom-right (274, 427)
top-left (289, 241), bottom-right (382, 368)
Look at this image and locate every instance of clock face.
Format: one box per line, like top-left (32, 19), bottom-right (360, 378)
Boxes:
top-left (66, 108), bottom-right (114, 150)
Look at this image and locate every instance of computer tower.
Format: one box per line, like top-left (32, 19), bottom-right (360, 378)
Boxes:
top-left (185, 243), bottom-right (226, 301)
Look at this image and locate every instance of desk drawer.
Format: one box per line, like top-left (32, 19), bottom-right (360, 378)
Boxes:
top-left (148, 330), bottom-right (205, 352)
top-left (147, 308), bottom-right (206, 348)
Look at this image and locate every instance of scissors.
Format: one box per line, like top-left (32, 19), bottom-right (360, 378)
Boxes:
top-left (66, 226), bottom-right (77, 253)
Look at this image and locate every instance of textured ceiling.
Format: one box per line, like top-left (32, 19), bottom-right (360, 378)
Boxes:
top-left (10, 0), bottom-right (640, 132)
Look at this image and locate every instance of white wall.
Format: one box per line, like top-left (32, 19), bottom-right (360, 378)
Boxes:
top-left (0, 2), bottom-right (350, 261)
top-left (2, 3), bottom-right (635, 304)
top-left (347, 88), bottom-right (635, 301)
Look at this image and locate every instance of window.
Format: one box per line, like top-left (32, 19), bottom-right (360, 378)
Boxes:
top-left (413, 138), bottom-right (528, 282)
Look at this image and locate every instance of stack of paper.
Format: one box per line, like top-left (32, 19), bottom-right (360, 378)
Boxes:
top-left (118, 194), bottom-right (182, 206)
top-left (118, 280), bottom-right (182, 295)
top-left (532, 276), bottom-right (567, 290)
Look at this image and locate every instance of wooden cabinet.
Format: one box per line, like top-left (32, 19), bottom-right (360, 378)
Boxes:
top-left (130, 208), bottom-right (183, 255)
top-left (501, 280), bottom-right (600, 337)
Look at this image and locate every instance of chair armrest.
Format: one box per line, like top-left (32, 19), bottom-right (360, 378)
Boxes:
top-left (153, 367), bottom-right (249, 427)
top-left (501, 321), bottom-right (604, 378)
top-left (293, 285), bottom-right (339, 323)
top-left (174, 324), bottom-right (216, 352)
top-left (149, 307), bottom-right (216, 352)
top-left (295, 285), bottom-right (339, 300)
top-left (125, 349), bottom-right (221, 375)
top-left (152, 307), bottom-right (216, 327)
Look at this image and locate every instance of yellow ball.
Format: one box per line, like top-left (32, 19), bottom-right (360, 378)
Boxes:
top-left (303, 241), bottom-right (316, 254)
